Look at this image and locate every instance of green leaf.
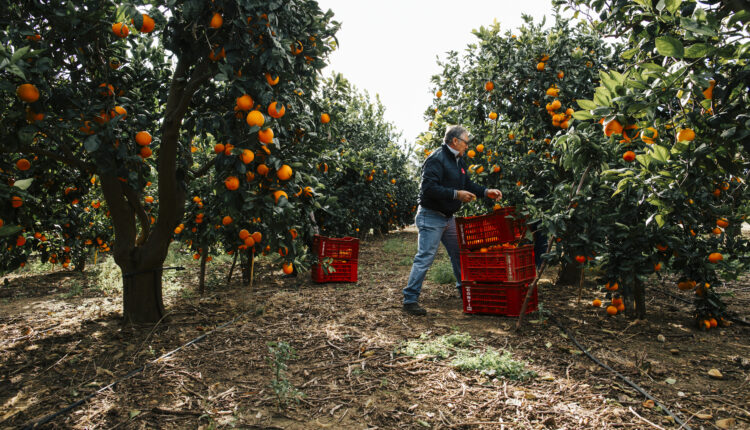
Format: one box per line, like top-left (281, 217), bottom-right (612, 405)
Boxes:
top-left (684, 43), bottom-right (713, 58)
top-left (655, 36), bottom-right (684, 58)
top-left (728, 10), bottom-right (750, 27)
top-left (13, 178), bottom-right (34, 190)
top-left (621, 47), bottom-right (638, 60)
top-left (84, 135), bottom-right (100, 152)
top-left (576, 99), bottom-right (598, 110)
top-left (636, 153), bottom-right (651, 168)
top-left (665, 0), bottom-right (682, 14)
top-left (11, 46), bottom-right (31, 62)
top-left (680, 18), bottom-right (717, 37)
top-left (650, 145), bottom-right (670, 162)
top-left (640, 63), bottom-right (667, 73)
top-left (655, 214), bottom-right (666, 228)
top-left (0, 225), bottom-right (23, 237)
top-left (572, 110), bottom-right (594, 120)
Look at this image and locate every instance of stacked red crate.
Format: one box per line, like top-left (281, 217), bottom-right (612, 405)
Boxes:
top-left (456, 207), bottom-right (538, 315)
top-left (311, 235), bottom-right (359, 283)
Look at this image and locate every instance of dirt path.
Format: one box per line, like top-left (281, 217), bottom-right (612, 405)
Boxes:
top-left (1, 230), bottom-right (749, 429)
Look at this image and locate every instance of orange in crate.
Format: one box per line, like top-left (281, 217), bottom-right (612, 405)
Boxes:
top-left (460, 244), bottom-right (535, 283)
top-left (455, 207), bottom-right (527, 251)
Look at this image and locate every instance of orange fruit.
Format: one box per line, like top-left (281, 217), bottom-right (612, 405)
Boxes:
top-left (246, 110), bottom-right (264, 127)
top-left (291, 40), bottom-right (303, 55)
top-left (536, 62), bottom-right (545, 71)
top-left (11, 196), bottom-right (23, 208)
top-left (641, 127), bottom-right (658, 144)
top-left (17, 236), bottom-right (27, 246)
top-left (239, 229), bottom-right (251, 240)
top-left (222, 215), bottom-right (233, 226)
top-left (622, 150), bottom-right (636, 162)
top-left (133, 14), bottom-right (155, 33)
top-left (258, 128), bottom-right (274, 144)
top-left (712, 227), bottom-right (722, 235)
top-left (214, 143), bottom-right (225, 154)
top-left (112, 22), bottom-right (129, 37)
top-left (282, 262), bottom-right (294, 275)
top-left (256, 164), bottom-right (269, 176)
top-left (240, 149), bottom-right (254, 164)
top-left (0, 218), bottom-right (3, 228)
top-left (606, 305), bottom-right (617, 315)
top-left (265, 73), bottom-right (279, 86)
top-left (557, 71), bottom-right (564, 79)
top-left (144, 196), bottom-right (154, 204)
top-left (208, 47), bottom-right (225, 61)
top-left (604, 119), bottom-right (623, 137)
top-left (716, 218), bottom-right (729, 228)
top-left (703, 80), bottom-right (716, 99)
top-left (16, 159), bottom-right (30, 171)
top-left (112, 105), bottom-right (127, 118)
top-left (575, 255), bottom-right (586, 264)
top-left (236, 94), bottom-right (253, 111)
top-left (209, 12), bottom-right (223, 29)
top-left (485, 81), bottom-right (494, 91)
top-left (320, 113), bottom-right (331, 124)
top-left (616, 303), bottom-right (625, 312)
top-left (654, 262), bottom-right (662, 271)
top-left (467, 150), bottom-right (476, 158)
top-left (277, 165), bottom-right (293, 181)
top-left (436, 90), bottom-right (442, 98)
top-left (135, 131), bottom-right (152, 146)
top-left (546, 87), bottom-right (559, 97)
top-left (708, 252), bottom-right (723, 263)
top-left (273, 190), bottom-right (288, 204)
top-left (677, 128), bottom-right (695, 142)
top-left (677, 280), bottom-right (695, 291)
top-left (16, 84), bottom-right (40, 103)
top-left (251, 231), bottom-right (262, 243)
top-left (592, 299), bottom-right (602, 307)
top-left (303, 186), bottom-right (313, 197)
top-left (139, 146), bottom-right (152, 158)
top-left (267, 102), bottom-right (286, 118)
top-left (605, 282), bottom-right (619, 291)
top-left (244, 236), bottom-right (255, 247)
top-left (289, 228), bottom-right (298, 239)
top-left (656, 244), bottom-right (668, 251)
top-left (225, 176), bottom-right (239, 190)
top-left (612, 297), bottom-right (623, 306)
top-left (488, 112), bottom-right (497, 120)
top-left (492, 165), bottom-right (500, 173)
top-left (709, 318), bottom-right (717, 328)
top-left (98, 83), bottom-right (115, 97)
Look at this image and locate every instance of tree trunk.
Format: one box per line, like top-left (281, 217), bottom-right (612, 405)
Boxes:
top-left (199, 251), bottom-right (208, 294)
top-left (241, 249), bottom-right (254, 285)
top-left (74, 252), bottom-right (87, 272)
top-left (226, 250), bottom-right (238, 286)
top-left (122, 266), bottom-right (166, 324)
top-left (556, 261), bottom-right (580, 286)
top-left (633, 280), bottom-right (646, 319)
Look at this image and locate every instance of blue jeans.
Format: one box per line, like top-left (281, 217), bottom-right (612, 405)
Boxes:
top-left (403, 206), bottom-right (462, 304)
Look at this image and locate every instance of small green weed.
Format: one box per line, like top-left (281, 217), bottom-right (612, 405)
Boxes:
top-left (266, 341), bottom-right (304, 409)
top-left (383, 238), bottom-right (416, 255)
top-left (452, 349), bottom-right (536, 381)
top-left (398, 256), bottom-right (413, 266)
top-left (60, 282), bottom-right (83, 299)
top-left (427, 260), bottom-right (456, 284)
top-left (400, 332), bottom-right (474, 359)
top-left (400, 331), bottom-right (534, 381)
top-left (90, 256), bottom-right (122, 295)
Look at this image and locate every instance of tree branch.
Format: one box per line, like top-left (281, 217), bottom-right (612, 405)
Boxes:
top-left (2, 144), bottom-right (96, 174)
top-left (121, 183), bottom-right (151, 247)
top-left (188, 157), bottom-right (216, 180)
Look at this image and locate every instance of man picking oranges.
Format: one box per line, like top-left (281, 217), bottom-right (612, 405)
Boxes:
top-left (403, 125), bottom-right (502, 316)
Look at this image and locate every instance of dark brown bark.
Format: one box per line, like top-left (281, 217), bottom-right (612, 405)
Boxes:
top-left (241, 250), bottom-right (254, 285)
top-left (123, 269), bottom-right (166, 324)
top-left (74, 252), bottom-right (86, 272)
top-left (633, 280), bottom-right (646, 319)
top-left (226, 250), bottom-right (238, 286)
top-left (199, 251), bottom-right (208, 295)
top-left (556, 261), bottom-right (581, 286)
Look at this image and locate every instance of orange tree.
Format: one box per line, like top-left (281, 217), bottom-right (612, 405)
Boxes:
top-left (419, 15), bottom-right (618, 282)
top-left (421, 6), bottom-right (749, 323)
top-left (313, 74), bottom-right (418, 237)
top-left (556, 0), bottom-right (750, 323)
top-left (0, 1), bottom-right (338, 323)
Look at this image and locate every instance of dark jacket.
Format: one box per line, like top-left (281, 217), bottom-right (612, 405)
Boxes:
top-left (418, 144), bottom-right (486, 217)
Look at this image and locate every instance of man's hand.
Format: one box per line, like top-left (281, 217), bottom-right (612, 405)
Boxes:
top-left (456, 190), bottom-right (476, 203)
top-left (486, 189), bottom-right (503, 200)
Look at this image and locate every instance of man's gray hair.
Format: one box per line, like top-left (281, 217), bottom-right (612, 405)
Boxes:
top-left (444, 125), bottom-right (468, 146)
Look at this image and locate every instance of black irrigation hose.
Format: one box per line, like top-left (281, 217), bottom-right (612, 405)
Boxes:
top-left (21, 308), bottom-right (253, 429)
top-left (549, 314), bottom-right (692, 430)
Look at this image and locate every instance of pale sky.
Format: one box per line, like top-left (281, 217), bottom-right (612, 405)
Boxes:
top-left (316, 0), bottom-right (563, 147)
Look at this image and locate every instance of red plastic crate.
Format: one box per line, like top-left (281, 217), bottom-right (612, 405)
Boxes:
top-left (311, 259), bottom-right (358, 283)
top-left (461, 281), bottom-right (538, 316)
top-left (460, 245), bottom-right (535, 283)
top-left (313, 235), bottom-right (359, 260)
top-left (455, 207), bottom-right (527, 251)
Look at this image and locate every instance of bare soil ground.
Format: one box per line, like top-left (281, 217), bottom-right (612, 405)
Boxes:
top-left (1, 229), bottom-right (749, 429)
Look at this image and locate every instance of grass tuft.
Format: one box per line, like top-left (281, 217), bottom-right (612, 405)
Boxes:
top-left (427, 260), bottom-right (456, 284)
top-left (452, 349), bottom-right (536, 380)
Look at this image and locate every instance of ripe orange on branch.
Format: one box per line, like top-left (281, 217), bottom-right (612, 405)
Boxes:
top-left (225, 176), bottom-right (239, 190)
top-left (622, 151), bottom-right (636, 162)
top-left (236, 94), bottom-right (254, 111)
top-left (265, 73), bottom-right (279, 86)
top-left (258, 128), bottom-right (274, 144)
top-left (133, 14), bottom-right (155, 33)
top-left (209, 12), bottom-right (223, 29)
top-left (677, 128), bottom-right (695, 142)
top-left (16, 159), bottom-right (30, 171)
top-left (112, 22), bottom-right (129, 37)
top-left (135, 131), bottom-right (152, 146)
top-left (320, 113), bottom-right (331, 124)
top-left (16, 84), bottom-right (39, 103)
top-left (484, 81), bottom-right (494, 91)
top-left (267, 102), bottom-right (285, 118)
top-left (277, 165), bottom-right (293, 181)
top-left (246, 110), bottom-right (264, 127)
top-left (708, 252), bottom-right (723, 263)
